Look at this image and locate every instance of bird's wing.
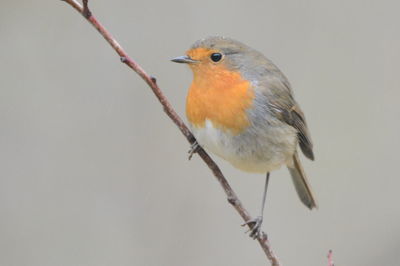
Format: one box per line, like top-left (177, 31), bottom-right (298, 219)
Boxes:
top-left (263, 75), bottom-right (315, 160)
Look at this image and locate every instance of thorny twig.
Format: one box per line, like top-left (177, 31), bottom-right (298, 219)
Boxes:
top-left (61, 0), bottom-right (280, 265)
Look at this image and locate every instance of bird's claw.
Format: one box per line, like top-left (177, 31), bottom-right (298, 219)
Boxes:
top-left (188, 141), bottom-right (200, 160)
top-left (242, 216), bottom-right (263, 239)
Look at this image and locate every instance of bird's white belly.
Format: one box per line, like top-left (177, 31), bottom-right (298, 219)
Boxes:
top-left (191, 119), bottom-right (297, 173)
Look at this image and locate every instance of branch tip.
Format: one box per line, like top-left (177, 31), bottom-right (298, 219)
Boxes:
top-left (327, 250), bottom-right (334, 266)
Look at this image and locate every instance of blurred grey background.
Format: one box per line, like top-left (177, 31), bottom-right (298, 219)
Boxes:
top-left (0, 0), bottom-right (399, 265)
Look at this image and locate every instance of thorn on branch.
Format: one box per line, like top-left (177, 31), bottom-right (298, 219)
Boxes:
top-left (260, 232), bottom-right (268, 240)
top-left (150, 76), bottom-right (157, 84)
top-left (120, 56), bottom-right (127, 63)
top-left (188, 141), bottom-right (200, 160)
top-left (227, 195), bottom-right (237, 205)
top-left (82, 0), bottom-right (92, 18)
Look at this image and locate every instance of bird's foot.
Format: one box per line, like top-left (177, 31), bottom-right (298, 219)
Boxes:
top-left (242, 216), bottom-right (263, 239)
top-left (188, 141), bottom-right (200, 160)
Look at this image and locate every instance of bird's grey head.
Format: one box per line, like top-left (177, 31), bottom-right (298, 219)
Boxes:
top-left (173, 37), bottom-right (275, 80)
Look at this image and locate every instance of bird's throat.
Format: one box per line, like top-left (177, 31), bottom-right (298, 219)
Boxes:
top-left (186, 66), bottom-right (254, 135)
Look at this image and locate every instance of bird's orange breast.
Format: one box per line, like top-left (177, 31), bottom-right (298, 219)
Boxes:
top-left (186, 64), bottom-right (254, 135)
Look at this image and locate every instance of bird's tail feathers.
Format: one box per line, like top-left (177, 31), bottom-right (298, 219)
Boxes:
top-left (287, 152), bottom-right (318, 210)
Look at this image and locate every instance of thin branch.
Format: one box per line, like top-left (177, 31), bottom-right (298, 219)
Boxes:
top-left (61, 1), bottom-right (280, 265)
top-left (327, 250), bottom-right (334, 266)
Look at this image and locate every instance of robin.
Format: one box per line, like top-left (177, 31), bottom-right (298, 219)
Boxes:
top-left (172, 36), bottom-right (317, 238)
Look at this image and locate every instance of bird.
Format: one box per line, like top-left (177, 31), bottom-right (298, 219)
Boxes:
top-left (171, 36), bottom-right (317, 238)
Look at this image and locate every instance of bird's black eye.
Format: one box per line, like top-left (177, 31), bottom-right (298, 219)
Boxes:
top-left (210, 53), bottom-right (223, 62)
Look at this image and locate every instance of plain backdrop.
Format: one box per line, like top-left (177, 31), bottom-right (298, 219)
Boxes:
top-left (1, 1), bottom-right (399, 265)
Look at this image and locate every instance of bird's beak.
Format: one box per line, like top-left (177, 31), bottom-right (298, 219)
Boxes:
top-left (171, 55), bottom-right (197, 64)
